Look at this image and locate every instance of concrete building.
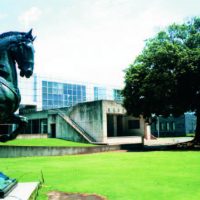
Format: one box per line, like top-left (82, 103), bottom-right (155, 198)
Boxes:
top-left (18, 74), bottom-right (123, 111)
top-left (22, 100), bottom-right (145, 144)
top-left (151, 113), bottom-right (196, 137)
top-left (1, 74), bottom-right (146, 144)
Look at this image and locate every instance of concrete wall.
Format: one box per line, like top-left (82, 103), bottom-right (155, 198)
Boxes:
top-left (24, 110), bottom-right (48, 120)
top-left (17, 134), bottom-right (48, 139)
top-left (0, 145), bottom-right (121, 158)
top-left (55, 115), bottom-right (87, 143)
top-left (69, 101), bottom-right (104, 142)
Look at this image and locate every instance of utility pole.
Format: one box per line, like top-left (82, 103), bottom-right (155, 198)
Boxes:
top-left (157, 116), bottom-right (160, 138)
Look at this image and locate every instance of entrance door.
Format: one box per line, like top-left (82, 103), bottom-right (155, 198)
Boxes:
top-left (107, 114), bottom-right (115, 137)
top-left (51, 123), bottom-right (56, 138)
top-left (107, 114), bottom-right (124, 137)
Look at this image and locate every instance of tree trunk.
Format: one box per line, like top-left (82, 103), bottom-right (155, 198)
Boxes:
top-left (194, 109), bottom-right (200, 143)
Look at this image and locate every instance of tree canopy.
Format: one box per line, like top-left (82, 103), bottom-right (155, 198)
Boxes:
top-left (122, 17), bottom-right (200, 142)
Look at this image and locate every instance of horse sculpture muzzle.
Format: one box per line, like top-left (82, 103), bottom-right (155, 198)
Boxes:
top-left (24, 68), bottom-right (33, 78)
top-left (20, 64), bottom-right (33, 78)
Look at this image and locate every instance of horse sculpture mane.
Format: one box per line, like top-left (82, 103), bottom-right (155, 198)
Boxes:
top-left (0, 30), bottom-right (35, 52)
top-left (0, 29), bottom-right (35, 142)
top-left (0, 31), bottom-right (23, 38)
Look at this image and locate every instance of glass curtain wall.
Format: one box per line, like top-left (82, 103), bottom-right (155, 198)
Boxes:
top-left (42, 81), bottom-right (86, 110)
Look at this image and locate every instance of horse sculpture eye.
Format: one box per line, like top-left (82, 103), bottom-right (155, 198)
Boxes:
top-left (23, 42), bottom-right (33, 50)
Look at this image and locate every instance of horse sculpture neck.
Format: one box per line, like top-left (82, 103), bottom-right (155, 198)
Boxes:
top-left (0, 49), bottom-right (18, 91)
top-left (0, 38), bottom-right (20, 98)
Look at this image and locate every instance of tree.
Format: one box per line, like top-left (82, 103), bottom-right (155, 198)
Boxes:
top-left (122, 17), bottom-right (200, 143)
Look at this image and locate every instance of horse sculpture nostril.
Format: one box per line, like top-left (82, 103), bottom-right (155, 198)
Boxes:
top-left (20, 71), bottom-right (25, 77)
top-left (26, 69), bottom-right (33, 77)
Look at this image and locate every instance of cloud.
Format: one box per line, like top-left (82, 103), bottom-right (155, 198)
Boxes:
top-left (18, 7), bottom-right (42, 27)
top-left (32, 0), bottom-right (199, 86)
top-left (0, 13), bottom-right (7, 20)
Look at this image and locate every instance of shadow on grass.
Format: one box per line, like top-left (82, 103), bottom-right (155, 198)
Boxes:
top-left (121, 143), bottom-right (200, 152)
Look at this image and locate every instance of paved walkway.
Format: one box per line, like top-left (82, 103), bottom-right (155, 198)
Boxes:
top-left (106, 137), bottom-right (193, 147)
top-left (107, 136), bottom-right (142, 145)
top-left (144, 137), bottom-right (193, 146)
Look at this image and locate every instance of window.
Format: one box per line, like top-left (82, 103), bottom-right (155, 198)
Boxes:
top-left (94, 86), bottom-right (106, 100)
top-left (41, 119), bottom-right (47, 133)
top-left (48, 94), bottom-right (52, 100)
top-left (53, 82), bottom-right (58, 88)
top-left (48, 100), bottom-right (53, 105)
top-left (113, 89), bottom-right (123, 103)
top-left (42, 93), bottom-right (47, 100)
top-left (34, 76), bottom-right (37, 102)
top-left (128, 120), bottom-right (140, 129)
top-left (48, 82), bottom-right (53, 87)
top-left (48, 87), bottom-right (52, 94)
top-left (42, 81), bottom-right (87, 109)
top-left (42, 81), bottom-right (47, 87)
top-left (64, 95), bottom-right (68, 101)
top-left (68, 90), bottom-right (72, 95)
top-left (68, 84), bottom-right (72, 90)
top-left (53, 88), bottom-right (58, 94)
top-left (73, 90), bottom-right (76, 96)
top-left (171, 122), bottom-right (175, 131)
top-left (64, 101), bottom-right (69, 107)
top-left (42, 100), bottom-right (47, 106)
top-left (166, 122), bottom-right (170, 131)
top-left (77, 85), bottom-right (81, 94)
top-left (160, 122), bottom-right (165, 131)
top-left (54, 101), bottom-right (58, 106)
top-left (42, 87), bottom-right (47, 93)
top-left (58, 95), bottom-right (62, 101)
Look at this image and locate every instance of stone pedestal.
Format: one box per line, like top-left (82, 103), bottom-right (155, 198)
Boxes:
top-left (1, 182), bottom-right (39, 200)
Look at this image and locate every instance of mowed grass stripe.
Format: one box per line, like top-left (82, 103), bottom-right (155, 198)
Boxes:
top-left (0, 151), bottom-right (200, 200)
top-left (0, 138), bottom-right (94, 147)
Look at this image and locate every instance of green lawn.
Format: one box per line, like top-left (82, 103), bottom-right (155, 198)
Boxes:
top-left (0, 138), bottom-right (94, 147)
top-left (0, 151), bottom-right (200, 200)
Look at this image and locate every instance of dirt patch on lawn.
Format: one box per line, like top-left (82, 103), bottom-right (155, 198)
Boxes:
top-left (47, 191), bottom-right (107, 200)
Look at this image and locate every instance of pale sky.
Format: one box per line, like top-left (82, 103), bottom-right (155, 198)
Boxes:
top-left (0, 0), bottom-right (199, 86)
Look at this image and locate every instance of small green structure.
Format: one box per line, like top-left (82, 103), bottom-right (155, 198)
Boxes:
top-left (0, 172), bottom-right (17, 198)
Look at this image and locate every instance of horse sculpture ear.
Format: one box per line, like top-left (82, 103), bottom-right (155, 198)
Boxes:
top-left (26, 29), bottom-right (33, 39)
top-left (27, 29), bottom-right (32, 35)
top-left (32, 36), bottom-right (37, 41)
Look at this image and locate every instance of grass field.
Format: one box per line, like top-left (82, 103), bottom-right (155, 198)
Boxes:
top-left (0, 138), bottom-right (94, 147)
top-left (0, 151), bottom-right (200, 200)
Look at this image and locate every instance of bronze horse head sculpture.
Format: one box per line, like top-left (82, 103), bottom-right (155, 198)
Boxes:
top-left (0, 29), bottom-right (35, 142)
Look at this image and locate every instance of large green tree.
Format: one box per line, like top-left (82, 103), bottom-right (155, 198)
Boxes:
top-left (122, 17), bottom-right (200, 143)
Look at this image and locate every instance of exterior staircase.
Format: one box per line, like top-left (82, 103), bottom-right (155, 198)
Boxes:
top-left (56, 109), bottom-right (98, 144)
